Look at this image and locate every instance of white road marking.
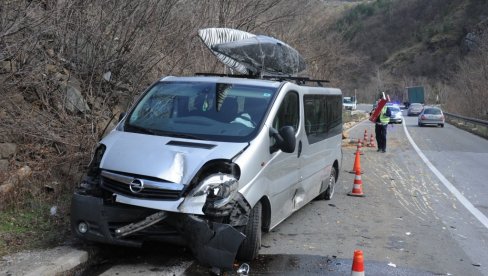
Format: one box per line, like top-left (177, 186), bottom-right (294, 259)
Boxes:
top-left (402, 121), bottom-right (488, 229)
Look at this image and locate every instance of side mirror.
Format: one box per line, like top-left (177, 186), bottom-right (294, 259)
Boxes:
top-left (118, 112), bottom-right (126, 122)
top-left (269, 126), bottom-right (296, 153)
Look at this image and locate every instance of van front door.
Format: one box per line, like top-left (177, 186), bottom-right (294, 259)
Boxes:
top-left (266, 91), bottom-right (301, 227)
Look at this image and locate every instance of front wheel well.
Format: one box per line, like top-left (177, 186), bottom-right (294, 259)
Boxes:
top-left (333, 160), bottom-right (339, 181)
top-left (259, 196), bottom-right (271, 233)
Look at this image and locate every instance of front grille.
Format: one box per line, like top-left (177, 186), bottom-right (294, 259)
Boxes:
top-left (101, 176), bottom-right (182, 200)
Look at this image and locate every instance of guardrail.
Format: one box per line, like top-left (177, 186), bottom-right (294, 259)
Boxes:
top-left (444, 112), bottom-right (488, 139)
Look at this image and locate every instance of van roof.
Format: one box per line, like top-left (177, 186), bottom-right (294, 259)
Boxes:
top-left (161, 76), bottom-right (282, 89)
top-left (161, 74), bottom-right (332, 88)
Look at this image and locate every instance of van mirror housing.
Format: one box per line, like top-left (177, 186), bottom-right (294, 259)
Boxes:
top-left (270, 126), bottom-right (296, 153)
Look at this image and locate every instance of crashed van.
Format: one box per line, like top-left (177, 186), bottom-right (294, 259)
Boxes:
top-left (71, 75), bottom-right (342, 268)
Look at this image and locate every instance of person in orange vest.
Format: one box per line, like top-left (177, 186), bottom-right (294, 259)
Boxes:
top-left (375, 98), bottom-right (391, 153)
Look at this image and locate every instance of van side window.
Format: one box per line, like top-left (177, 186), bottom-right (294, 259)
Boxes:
top-left (272, 92), bottom-right (299, 131)
top-left (304, 94), bottom-right (342, 144)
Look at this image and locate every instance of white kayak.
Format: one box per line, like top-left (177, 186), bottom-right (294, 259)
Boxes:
top-left (198, 28), bottom-right (306, 76)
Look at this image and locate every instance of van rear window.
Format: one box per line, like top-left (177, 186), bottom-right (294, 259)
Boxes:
top-left (304, 95), bottom-right (342, 144)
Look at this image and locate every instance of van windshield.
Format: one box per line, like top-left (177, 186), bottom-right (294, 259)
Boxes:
top-left (125, 81), bottom-right (276, 142)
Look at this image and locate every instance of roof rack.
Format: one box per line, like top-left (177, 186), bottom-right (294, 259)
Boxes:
top-left (194, 73), bottom-right (329, 87)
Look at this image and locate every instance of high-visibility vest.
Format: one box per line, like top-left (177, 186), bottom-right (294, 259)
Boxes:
top-left (379, 106), bottom-right (390, 125)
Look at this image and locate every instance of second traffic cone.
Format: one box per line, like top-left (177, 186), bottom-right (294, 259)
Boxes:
top-left (368, 133), bottom-right (375, 147)
top-left (348, 166), bottom-right (365, 197)
top-left (363, 129), bottom-right (368, 145)
top-left (351, 250), bottom-right (365, 276)
top-left (353, 139), bottom-right (364, 155)
top-left (348, 150), bottom-right (363, 174)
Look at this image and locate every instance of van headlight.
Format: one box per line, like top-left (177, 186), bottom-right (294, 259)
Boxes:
top-left (191, 173), bottom-right (238, 208)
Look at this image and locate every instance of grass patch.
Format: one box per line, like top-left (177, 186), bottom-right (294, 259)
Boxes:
top-left (0, 193), bottom-right (72, 257)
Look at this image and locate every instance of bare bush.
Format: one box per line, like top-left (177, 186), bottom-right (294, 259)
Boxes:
top-left (444, 33), bottom-right (488, 119)
top-left (1, 0), bottom-right (346, 215)
top-left (1, 1), bottom-right (183, 193)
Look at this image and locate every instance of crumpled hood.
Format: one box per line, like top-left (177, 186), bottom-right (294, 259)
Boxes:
top-left (99, 131), bottom-right (248, 185)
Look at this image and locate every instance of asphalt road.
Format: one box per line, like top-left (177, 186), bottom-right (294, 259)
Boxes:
top-left (83, 107), bottom-right (488, 275)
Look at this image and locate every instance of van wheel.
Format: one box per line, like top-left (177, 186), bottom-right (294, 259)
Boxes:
top-left (236, 201), bottom-right (262, 261)
top-left (324, 167), bottom-right (336, 200)
top-left (317, 167), bottom-right (336, 200)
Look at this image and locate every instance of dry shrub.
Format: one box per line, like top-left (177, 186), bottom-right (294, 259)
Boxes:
top-left (443, 33), bottom-right (488, 119)
top-left (1, 0), bottom-right (345, 212)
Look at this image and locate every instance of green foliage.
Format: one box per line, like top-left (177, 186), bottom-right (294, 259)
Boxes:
top-left (0, 196), bottom-right (70, 257)
top-left (336, 0), bottom-right (393, 39)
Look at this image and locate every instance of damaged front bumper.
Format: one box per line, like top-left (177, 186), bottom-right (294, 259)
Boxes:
top-left (71, 192), bottom-right (248, 269)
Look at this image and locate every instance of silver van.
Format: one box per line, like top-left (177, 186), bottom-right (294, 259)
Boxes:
top-left (71, 75), bottom-right (342, 269)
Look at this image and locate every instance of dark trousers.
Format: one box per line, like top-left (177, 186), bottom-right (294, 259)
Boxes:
top-left (375, 123), bottom-right (388, 151)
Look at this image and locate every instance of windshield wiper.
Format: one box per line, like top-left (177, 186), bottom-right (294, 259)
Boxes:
top-left (125, 124), bottom-right (156, 135)
top-left (125, 125), bottom-right (205, 140)
top-left (168, 133), bottom-right (206, 140)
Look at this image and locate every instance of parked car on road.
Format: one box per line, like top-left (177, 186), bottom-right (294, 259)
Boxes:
top-left (343, 96), bottom-right (357, 110)
top-left (388, 105), bottom-right (403, 124)
top-left (407, 103), bottom-right (423, 116)
top-left (418, 106), bottom-right (445, 127)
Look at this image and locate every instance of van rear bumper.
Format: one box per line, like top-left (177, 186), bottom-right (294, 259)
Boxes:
top-left (70, 192), bottom-right (245, 269)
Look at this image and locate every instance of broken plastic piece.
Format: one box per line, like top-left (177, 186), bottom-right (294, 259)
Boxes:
top-left (114, 211), bottom-right (167, 238)
top-left (237, 263), bottom-right (250, 275)
top-left (50, 206), bottom-right (57, 216)
top-left (174, 215), bottom-right (245, 270)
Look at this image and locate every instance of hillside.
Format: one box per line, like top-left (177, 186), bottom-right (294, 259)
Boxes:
top-left (333, 0), bottom-right (488, 115)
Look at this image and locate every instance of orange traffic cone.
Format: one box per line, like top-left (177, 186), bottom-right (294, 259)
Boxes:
top-left (351, 250), bottom-right (365, 276)
top-left (353, 139), bottom-right (364, 155)
top-left (363, 129), bottom-right (368, 145)
top-left (358, 139), bottom-right (364, 155)
top-left (368, 133), bottom-right (375, 147)
top-left (348, 167), bottom-right (365, 197)
top-left (348, 150), bottom-right (363, 174)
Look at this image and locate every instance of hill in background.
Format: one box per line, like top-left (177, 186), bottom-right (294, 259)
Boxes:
top-left (333, 0), bottom-right (488, 116)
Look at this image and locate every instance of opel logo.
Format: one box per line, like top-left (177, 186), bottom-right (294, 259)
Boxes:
top-left (129, 179), bottom-right (144, 193)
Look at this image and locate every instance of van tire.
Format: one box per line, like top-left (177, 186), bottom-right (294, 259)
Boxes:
top-left (324, 167), bottom-right (336, 200)
top-left (317, 167), bottom-right (336, 200)
top-left (236, 201), bottom-right (262, 261)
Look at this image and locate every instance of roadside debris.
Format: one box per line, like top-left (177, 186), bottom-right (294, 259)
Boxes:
top-left (237, 263), bottom-right (250, 275)
top-left (114, 211), bottom-right (167, 238)
top-left (50, 206), bottom-right (58, 216)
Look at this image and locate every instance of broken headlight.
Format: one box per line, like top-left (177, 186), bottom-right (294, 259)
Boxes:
top-left (191, 173), bottom-right (238, 208)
